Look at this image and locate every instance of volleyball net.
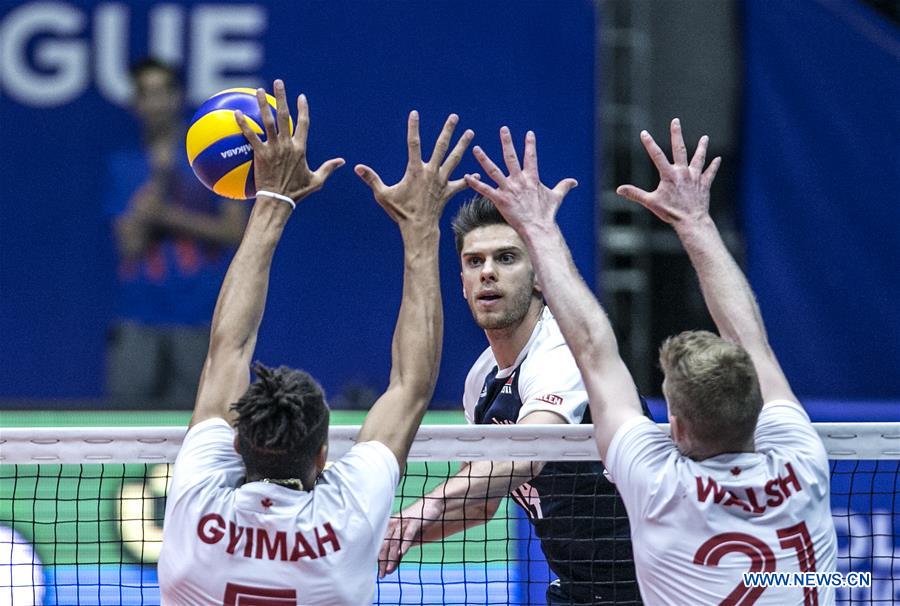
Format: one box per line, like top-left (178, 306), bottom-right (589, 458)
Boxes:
top-left (2, 423), bottom-right (898, 605)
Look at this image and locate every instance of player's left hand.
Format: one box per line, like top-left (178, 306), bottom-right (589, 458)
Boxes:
top-left (464, 127), bottom-right (578, 236)
top-left (355, 111), bottom-right (475, 231)
top-left (235, 79), bottom-right (345, 204)
top-left (615, 118), bottom-right (722, 226)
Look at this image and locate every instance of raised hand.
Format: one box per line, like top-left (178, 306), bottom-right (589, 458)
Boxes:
top-left (355, 111), bottom-right (474, 229)
top-left (615, 118), bottom-right (721, 225)
top-left (464, 127), bottom-right (578, 235)
top-left (235, 79), bottom-right (344, 204)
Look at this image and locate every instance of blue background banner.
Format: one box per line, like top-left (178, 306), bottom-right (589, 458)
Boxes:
top-left (0, 0), bottom-right (596, 403)
top-left (742, 0), bottom-right (900, 400)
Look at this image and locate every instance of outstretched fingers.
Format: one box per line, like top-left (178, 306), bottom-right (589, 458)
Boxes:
top-left (551, 178), bottom-right (579, 200)
top-left (407, 110), bottom-right (422, 167)
top-left (690, 135), bottom-right (709, 171)
top-left (523, 131), bottom-right (539, 176)
top-left (256, 87), bottom-right (277, 142)
top-left (499, 126), bottom-right (522, 177)
top-left (313, 157), bottom-right (345, 184)
top-left (670, 118), bottom-right (688, 165)
top-left (465, 173), bottom-right (501, 202)
top-left (273, 80), bottom-right (291, 141)
top-left (234, 110), bottom-right (263, 152)
top-left (293, 94), bottom-right (310, 153)
top-left (428, 114), bottom-right (459, 168)
top-left (472, 146), bottom-right (508, 188)
top-left (640, 130), bottom-right (672, 176)
top-left (615, 184), bottom-right (653, 207)
top-left (442, 129), bottom-right (475, 176)
top-left (701, 156), bottom-right (722, 190)
top-left (354, 164), bottom-right (386, 196)
top-left (447, 173), bottom-right (479, 197)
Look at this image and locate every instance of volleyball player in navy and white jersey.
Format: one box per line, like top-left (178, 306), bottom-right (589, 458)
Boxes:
top-left (158, 80), bottom-right (475, 605)
top-left (380, 195), bottom-right (643, 604)
top-left (465, 121), bottom-right (838, 605)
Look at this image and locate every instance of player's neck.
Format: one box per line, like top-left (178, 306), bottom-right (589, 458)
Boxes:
top-left (485, 304), bottom-right (543, 369)
top-left (687, 438), bottom-right (757, 461)
top-left (245, 468), bottom-right (318, 491)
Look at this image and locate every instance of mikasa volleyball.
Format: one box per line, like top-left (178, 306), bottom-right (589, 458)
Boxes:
top-left (186, 88), bottom-right (293, 199)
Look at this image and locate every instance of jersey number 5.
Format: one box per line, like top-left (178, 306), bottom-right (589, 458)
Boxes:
top-left (693, 522), bottom-right (818, 606)
top-left (223, 582), bottom-right (297, 606)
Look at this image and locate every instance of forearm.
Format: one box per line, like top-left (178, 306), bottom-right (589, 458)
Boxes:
top-left (416, 460), bottom-right (535, 541)
top-left (521, 224), bottom-right (621, 373)
top-left (417, 495), bottom-right (501, 543)
top-left (673, 216), bottom-right (772, 356)
top-left (388, 225), bottom-right (444, 402)
top-left (427, 460), bottom-right (542, 510)
top-left (207, 200), bottom-right (290, 353)
top-left (357, 226), bottom-right (443, 455)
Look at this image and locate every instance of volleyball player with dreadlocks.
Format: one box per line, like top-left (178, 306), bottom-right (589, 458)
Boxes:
top-left (158, 80), bottom-right (475, 605)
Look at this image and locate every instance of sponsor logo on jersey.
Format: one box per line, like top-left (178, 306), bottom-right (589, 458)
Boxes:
top-left (536, 393), bottom-right (564, 406)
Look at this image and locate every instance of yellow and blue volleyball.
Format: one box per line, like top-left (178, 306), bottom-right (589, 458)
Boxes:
top-left (185, 88), bottom-right (293, 200)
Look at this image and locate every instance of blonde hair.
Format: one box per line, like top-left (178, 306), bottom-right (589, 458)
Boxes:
top-left (659, 330), bottom-right (763, 450)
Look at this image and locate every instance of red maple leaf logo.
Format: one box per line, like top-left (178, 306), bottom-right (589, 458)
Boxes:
top-left (261, 497), bottom-right (274, 509)
top-left (730, 466), bottom-right (742, 476)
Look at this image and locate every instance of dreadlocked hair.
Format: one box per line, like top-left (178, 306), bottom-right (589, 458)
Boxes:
top-left (232, 362), bottom-right (330, 482)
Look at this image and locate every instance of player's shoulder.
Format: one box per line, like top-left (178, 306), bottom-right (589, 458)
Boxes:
top-left (519, 308), bottom-right (578, 376)
top-left (756, 400), bottom-right (820, 445)
top-left (465, 345), bottom-right (498, 386)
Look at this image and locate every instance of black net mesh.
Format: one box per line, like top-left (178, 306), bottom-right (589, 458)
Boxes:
top-left (1, 454), bottom-right (897, 604)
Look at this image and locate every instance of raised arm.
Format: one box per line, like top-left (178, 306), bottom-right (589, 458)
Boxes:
top-left (616, 119), bottom-right (796, 403)
top-left (354, 112), bottom-right (475, 465)
top-left (464, 128), bottom-right (643, 461)
top-left (189, 80), bottom-right (344, 428)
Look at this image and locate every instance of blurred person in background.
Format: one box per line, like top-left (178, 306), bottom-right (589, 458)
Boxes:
top-left (106, 58), bottom-right (246, 408)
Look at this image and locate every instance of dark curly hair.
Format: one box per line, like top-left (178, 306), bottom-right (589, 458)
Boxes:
top-left (232, 363), bottom-right (330, 485)
top-left (451, 195), bottom-right (509, 254)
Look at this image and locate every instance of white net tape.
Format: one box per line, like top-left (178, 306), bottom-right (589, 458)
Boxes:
top-left (2, 423), bottom-right (898, 464)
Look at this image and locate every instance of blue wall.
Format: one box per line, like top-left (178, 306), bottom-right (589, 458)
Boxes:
top-left (0, 0), bottom-right (596, 403)
top-left (742, 0), bottom-right (900, 400)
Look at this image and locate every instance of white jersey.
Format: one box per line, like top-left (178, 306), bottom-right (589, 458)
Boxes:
top-left (158, 418), bottom-right (399, 606)
top-left (463, 306), bottom-right (588, 425)
top-left (606, 400), bottom-right (838, 605)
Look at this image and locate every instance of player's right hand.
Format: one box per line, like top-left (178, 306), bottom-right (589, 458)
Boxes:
top-left (615, 118), bottom-right (721, 226)
top-left (355, 111), bottom-right (475, 231)
top-left (378, 514), bottom-right (419, 578)
top-left (378, 498), bottom-right (442, 578)
top-left (234, 79), bottom-right (344, 205)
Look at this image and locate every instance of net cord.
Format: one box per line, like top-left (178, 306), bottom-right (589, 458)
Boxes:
top-left (2, 423), bottom-right (898, 464)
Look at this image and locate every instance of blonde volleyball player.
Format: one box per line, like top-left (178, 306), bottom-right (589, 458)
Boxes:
top-left (158, 80), bottom-right (475, 605)
top-left (464, 120), bottom-right (838, 605)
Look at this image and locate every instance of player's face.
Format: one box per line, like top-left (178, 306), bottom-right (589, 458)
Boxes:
top-left (133, 68), bottom-right (182, 133)
top-left (460, 224), bottom-right (541, 330)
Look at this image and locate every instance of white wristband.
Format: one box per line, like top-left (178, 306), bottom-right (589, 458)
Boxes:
top-left (256, 190), bottom-right (296, 210)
